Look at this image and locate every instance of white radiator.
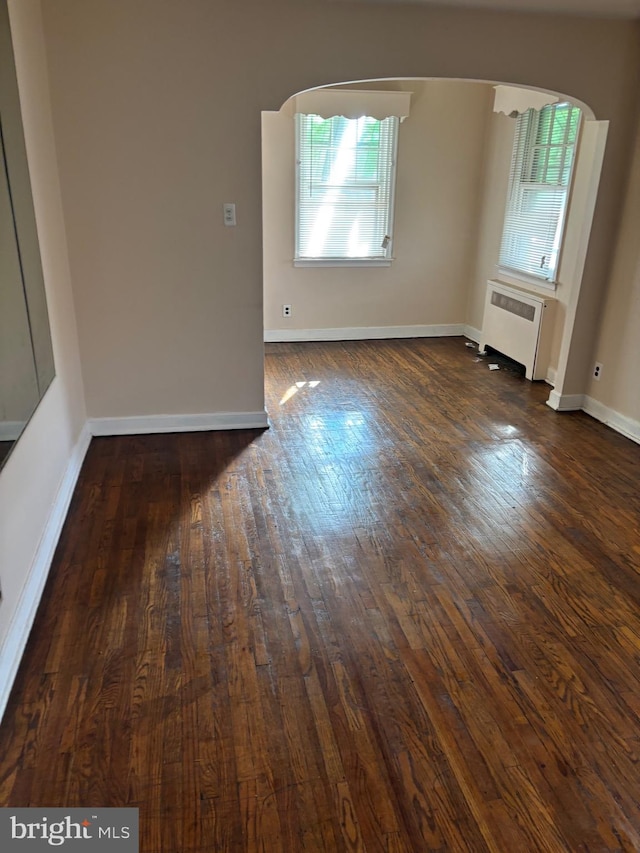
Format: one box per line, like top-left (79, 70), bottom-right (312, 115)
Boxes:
top-left (478, 280), bottom-right (556, 381)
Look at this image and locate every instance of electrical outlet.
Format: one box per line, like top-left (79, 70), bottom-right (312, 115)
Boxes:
top-left (593, 362), bottom-right (603, 380)
top-left (282, 304), bottom-right (292, 318)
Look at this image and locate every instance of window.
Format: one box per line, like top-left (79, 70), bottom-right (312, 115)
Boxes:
top-left (295, 113), bottom-right (398, 264)
top-left (499, 102), bottom-right (581, 283)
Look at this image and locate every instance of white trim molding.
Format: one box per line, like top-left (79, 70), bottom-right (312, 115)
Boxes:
top-left (0, 422), bottom-right (91, 722)
top-left (290, 88), bottom-right (412, 121)
top-left (463, 325), bottom-right (482, 344)
top-left (582, 396), bottom-right (640, 445)
top-left (546, 392), bottom-right (640, 445)
top-left (90, 410), bottom-right (269, 437)
top-left (493, 85), bottom-right (558, 117)
top-left (264, 324), bottom-right (465, 343)
top-left (546, 391), bottom-right (585, 411)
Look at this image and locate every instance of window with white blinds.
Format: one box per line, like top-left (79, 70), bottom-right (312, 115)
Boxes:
top-left (499, 103), bottom-right (581, 283)
top-left (295, 114), bottom-right (398, 263)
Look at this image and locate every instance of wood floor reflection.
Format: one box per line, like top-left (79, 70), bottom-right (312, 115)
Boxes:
top-left (1, 337), bottom-right (640, 851)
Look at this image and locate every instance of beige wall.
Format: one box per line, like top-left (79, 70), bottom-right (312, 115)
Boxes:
top-left (0, 0), bottom-right (86, 673)
top-left (0, 144), bottom-right (38, 429)
top-left (39, 0), bottom-right (639, 421)
top-left (466, 111), bottom-right (514, 334)
top-left (263, 80), bottom-right (492, 333)
top-left (587, 119), bottom-right (640, 425)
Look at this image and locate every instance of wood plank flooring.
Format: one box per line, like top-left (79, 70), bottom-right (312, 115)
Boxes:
top-left (1, 337), bottom-right (640, 851)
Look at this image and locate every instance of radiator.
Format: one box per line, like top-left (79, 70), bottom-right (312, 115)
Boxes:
top-left (478, 280), bottom-right (556, 381)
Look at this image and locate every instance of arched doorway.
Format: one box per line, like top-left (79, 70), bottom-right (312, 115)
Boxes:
top-left (261, 77), bottom-right (606, 413)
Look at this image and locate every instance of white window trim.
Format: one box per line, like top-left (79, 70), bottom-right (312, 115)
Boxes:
top-left (498, 104), bottom-right (581, 287)
top-left (495, 265), bottom-right (559, 293)
top-left (293, 258), bottom-right (393, 268)
top-left (294, 113), bottom-right (399, 266)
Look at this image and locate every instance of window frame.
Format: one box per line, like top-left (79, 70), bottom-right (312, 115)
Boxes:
top-left (294, 113), bottom-right (399, 267)
top-left (497, 103), bottom-right (581, 290)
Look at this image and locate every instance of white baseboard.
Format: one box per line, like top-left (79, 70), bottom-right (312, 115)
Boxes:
top-left (463, 325), bottom-right (482, 343)
top-left (547, 391), bottom-right (640, 445)
top-left (0, 422), bottom-right (91, 723)
top-left (264, 324), bottom-right (465, 343)
top-left (546, 391), bottom-right (585, 411)
top-left (582, 396), bottom-right (640, 445)
top-left (90, 410), bottom-right (269, 436)
top-left (0, 421), bottom-right (25, 441)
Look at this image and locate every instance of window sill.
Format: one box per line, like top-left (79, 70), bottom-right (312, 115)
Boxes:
top-left (496, 267), bottom-right (558, 293)
top-left (294, 258), bottom-right (393, 268)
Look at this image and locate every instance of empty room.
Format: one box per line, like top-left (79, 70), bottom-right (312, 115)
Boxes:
top-left (1, 0), bottom-right (640, 851)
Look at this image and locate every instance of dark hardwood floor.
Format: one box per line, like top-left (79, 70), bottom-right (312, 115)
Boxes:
top-left (1, 336), bottom-right (640, 851)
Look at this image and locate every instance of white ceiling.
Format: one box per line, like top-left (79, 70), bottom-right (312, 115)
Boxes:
top-left (327, 0), bottom-right (640, 19)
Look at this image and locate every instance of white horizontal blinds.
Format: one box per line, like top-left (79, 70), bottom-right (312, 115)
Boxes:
top-left (296, 114), bottom-right (398, 260)
top-left (499, 103), bottom-right (581, 281)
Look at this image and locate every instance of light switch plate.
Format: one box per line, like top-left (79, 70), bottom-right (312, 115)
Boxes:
top-left (223, 203), bottom-right (236, 226)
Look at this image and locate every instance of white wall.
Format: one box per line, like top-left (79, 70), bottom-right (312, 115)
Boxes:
top-left (263, 80), bottom-right (493, 335)
top-left (0, 0), bottom-right (87, 718)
